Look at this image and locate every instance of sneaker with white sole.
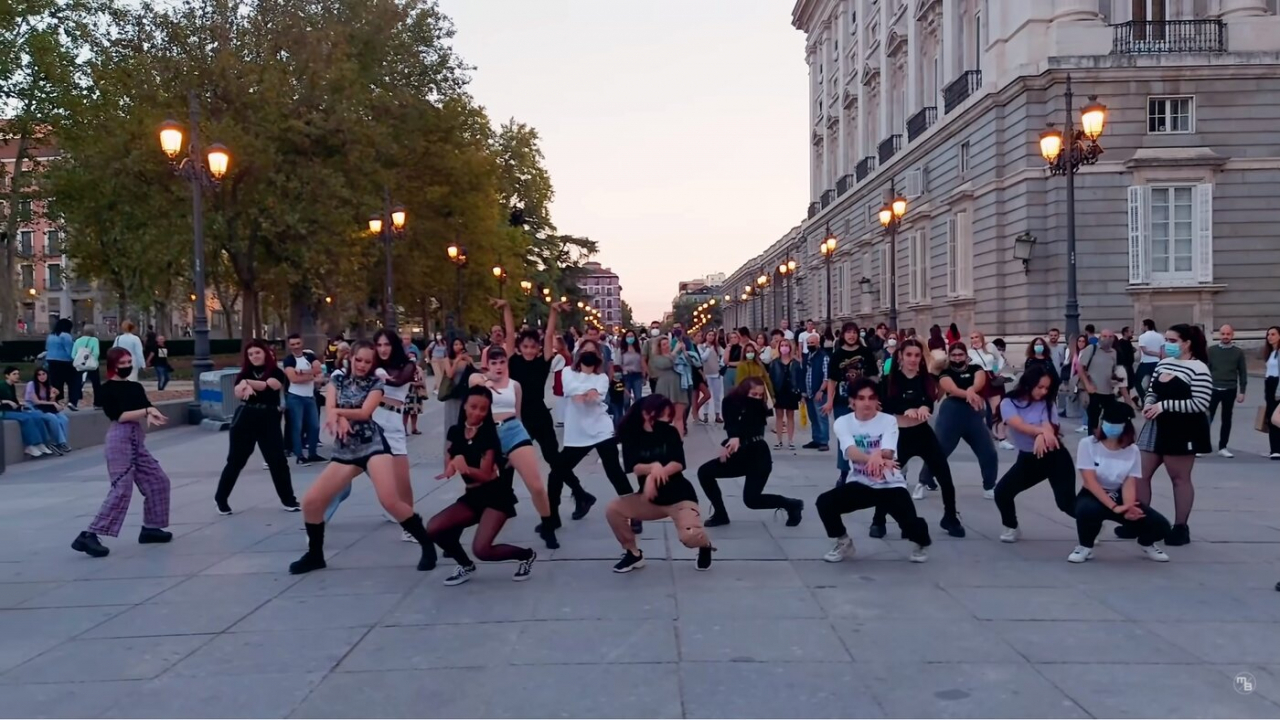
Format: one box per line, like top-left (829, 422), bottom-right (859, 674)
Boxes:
top-left (911, 483), bottom-right (926, 500)
top-left (998, 440), bottom-right (1016, 451)
top-left (612, 550), bottom-right (645, 573)
top-left (23, 446), bottom-right (43, 458)
top-left (444, 564), bottom-right (477, 586)
top-left (1218, 448), bottom-right (1234, 458)
top-left (983, 488), bottom-right (995, 500)
top-left (909, 544), bottom-right (928, 563)
top-left (823, 535), bottom-right (854, 563)
top-left (513, 551), bottom-right (536, 581)
top-left (1000, 527), bottom-right (1021, 543)
top-left (1067, 545), bottom-right (1094, 563)
top-left (1141, 543), bottom-right (1170, 562)
top-left (401, 529), bottom-right (416, 543)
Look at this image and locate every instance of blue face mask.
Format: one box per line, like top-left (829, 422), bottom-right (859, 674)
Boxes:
top-left (1033, 344), bottom-right (1045, 354)
top-left (1100, 421), bottom-right (1125, 439)
top-left (1164, 342), bottom-right (1182, 358)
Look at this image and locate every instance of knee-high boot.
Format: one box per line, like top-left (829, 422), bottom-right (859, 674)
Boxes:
top-left (290, 522), bottom-right (327, 574)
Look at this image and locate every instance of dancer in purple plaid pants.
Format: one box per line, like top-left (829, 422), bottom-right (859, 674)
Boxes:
top-left (73, 347), bottom-right (173, 558)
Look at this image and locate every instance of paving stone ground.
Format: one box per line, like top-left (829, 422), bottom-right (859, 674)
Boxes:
top-left (1, 383), bottom-right (1279, 719)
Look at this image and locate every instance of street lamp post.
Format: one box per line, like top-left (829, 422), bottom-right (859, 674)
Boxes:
top-left (778, 258), bottom-right (796, 331)
top-left (819, 226), bottom-right (837, 332)
top-left (367, 190), bottom-right (406, 330)
top-left (446, 242), bottom-right (468, 331)
top-left (1038, 74), bottom-right (1106, 341)
top-left (755, 273), bottom-right (770, 330)
top-left (158, 92), bottom-right (231, 423)
top-left (492, 264), bottom-right (507, 295)
top-left (878, 182), bottom-right (908, 331)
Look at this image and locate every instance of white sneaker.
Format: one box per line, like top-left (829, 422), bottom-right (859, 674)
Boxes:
top-left (983, 488), bottom-right (995, 500)
top-left (1218, 448), bottom-right (1234, 458)
top-left (1067, 545), bottom-right (1094, 563)
top-left (24, 446), bottom-right (43, 457)
top-left (911, 483), bottom-right (926, 500)
top-left (823, 536), bottom-right (854, 563)
top-left (400, 529), bottom-right (416, 543)
top-left (1000, 527), bottom-right (1021, 543)
top-left (1142, 543), bottom-right (1170, 562)
top-left (1075, 425), bottom-right (1088, 434)
top-left (909, 544), bottom-right (929, 563)
top-left (36, 444), bottom-right (53, 455)
top-left (998, 440), bottom-right (1016, 451)
top-left (1271, 453), bottom-right (1280, 460)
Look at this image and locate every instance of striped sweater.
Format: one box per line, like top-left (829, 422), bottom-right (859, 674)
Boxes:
top-left (1144, 358), bottom-right (1212, 414)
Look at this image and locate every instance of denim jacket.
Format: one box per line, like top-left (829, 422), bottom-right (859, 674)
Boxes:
top-left (803, 348), bottom-right (829, 396)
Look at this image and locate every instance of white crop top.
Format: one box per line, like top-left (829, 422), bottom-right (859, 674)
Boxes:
top-left (489, 380), bottom-right (519, 416)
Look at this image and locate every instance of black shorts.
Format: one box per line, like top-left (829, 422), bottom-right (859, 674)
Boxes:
top-left (459, 481), bottom-right (518, 518)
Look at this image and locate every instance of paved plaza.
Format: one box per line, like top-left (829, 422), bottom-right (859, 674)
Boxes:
top-left (2, 388), bottom-right (1280, 719)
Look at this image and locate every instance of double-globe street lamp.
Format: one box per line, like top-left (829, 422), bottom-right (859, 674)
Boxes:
top-left (1038, 74), bottom-right (1106, 341)
top-left (492, 264), bottom-right (508, 294)
top-left (755, 273), bottom-right (770, 330)
top-left (818, 226), bottom-right (837, 332)
top-left (158, 92), bottom-right (230, 422)
top-left (877, 184), bottom-right (908, 331)
top-left (446, 242), bottom-right (468, 331)
top-left (367, 194), bottom-right (406, 330)
top-left (777, 258), bottom-right (797, 331)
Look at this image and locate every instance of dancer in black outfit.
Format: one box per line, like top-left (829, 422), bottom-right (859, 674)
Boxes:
top-left (215, 340), bottom-right (299, 514)
top-left (869, 339), bottom-right (965, 538)
top-left (427, 386), bottom-right (538, 586)
top-left (697, 377), bottom-right (803, 527)
top-left (993, 364), bottom-right (1077, 543)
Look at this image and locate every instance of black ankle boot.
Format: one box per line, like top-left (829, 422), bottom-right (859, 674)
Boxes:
top-left (290, 523), bottom-right (327, 574)
top-left (399, 514), bottom-right (437, 571)
top-left (705, 512), bottom-right (730, 528)
top-left (534, 513), bottom-right (563, 533)
top-left (538, 519), bottom-right (560, 550)
top-left (571, 492), bottom-right (597, 521)
top-left (784, 499), bottom-right (804, 527)
top-left (138, 527), bottom-right (173, 544)
top-left (72, 531), bottom-right (109, 558)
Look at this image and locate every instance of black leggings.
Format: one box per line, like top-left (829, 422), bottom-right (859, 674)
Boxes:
top-left (548, 438), bottom-right (632, 510)
top-left (696, 439), bottom-right (793, 517)
top-left (815, 483), bottom-right (931, 546)
top-left (215, 406), bottom-right (297, 506)
top-left (524, 404), bottom-right (561, 467)
top-left (993, 448), bottom-right (1077, 529)
top-left (426, 496), bottom-right (532, 567)
top-left (1073, 490), bottom-right (1170, 548)
top-left (872, 423), bottom-right (957, 525)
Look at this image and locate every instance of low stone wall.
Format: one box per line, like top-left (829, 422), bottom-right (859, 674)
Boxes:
top-left (2, 399), bottom-right (191, 469)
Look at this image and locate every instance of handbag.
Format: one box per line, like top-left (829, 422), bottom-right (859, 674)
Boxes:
top-left (438, 373), bottom-right (456, 399)
top-left (73, 345), bottom-right (98, 372)
top-left (1257, 405), bottom-right (1270, 433)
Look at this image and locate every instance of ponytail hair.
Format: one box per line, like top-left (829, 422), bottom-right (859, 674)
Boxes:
top-left (1169, 323), bottom-right (1208, 363)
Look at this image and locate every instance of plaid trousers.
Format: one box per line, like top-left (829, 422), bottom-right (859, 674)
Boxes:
top-left (88, 422), bottom-right (171, 537)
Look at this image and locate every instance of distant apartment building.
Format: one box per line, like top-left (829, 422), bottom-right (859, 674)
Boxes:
top-left (579, 261), bottom-right (624, 328)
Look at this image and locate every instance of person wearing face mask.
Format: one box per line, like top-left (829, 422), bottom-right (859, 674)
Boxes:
top-left (920, 342), bottom-right (1000, 498)
top-left (1119, 324), bottom-right (1211, 546)
top-left (766, 338), bottom-right (804, 452)
top-left (543, 339), bottom-right (633, 533)
top-left (1077, 328), bottom-right (1120, 435)
top-left (1023, 337), bottom-right (1061, 391)
top-left (427, 332), bottom-right (450, 397)
top-left (1205, 324), bottom-right (1247, 458)
top-left (619, 329), bottom-right (644, 413)
top-left (697, 377), bottom-right (803, 527)
top-left (1069, 402), bottom-right (1171, 563)
top-left (880, 336), bottom-right (899, 375)
top-left (992, 365), bottom-right (1077, 543)
top-left (731, 341), bottom-right (773, 396)
top-left (71, 348), bottom-right (173, 558)
top-left (641, 323), bottom-right (663, 395)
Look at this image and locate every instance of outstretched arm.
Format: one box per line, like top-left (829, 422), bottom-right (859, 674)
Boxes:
top-left (544, 302), bottom-right (565, 361)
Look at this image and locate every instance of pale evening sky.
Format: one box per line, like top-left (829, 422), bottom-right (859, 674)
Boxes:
top-left (439, 0), bottom-right (810, 323)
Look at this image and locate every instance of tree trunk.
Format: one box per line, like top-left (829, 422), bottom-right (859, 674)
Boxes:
top-left (1, 132), bottom-right (32, 340)
top-left (239, 288), bottom-right (258, 344)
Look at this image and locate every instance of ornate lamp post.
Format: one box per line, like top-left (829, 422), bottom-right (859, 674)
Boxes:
top-left (755, 273), bottom-right (770, 330)
top-left (877, 183), bottom-right (908, 331)
top-left (367, 195), bottom-right (406, 330)
top-left (446, 242), bottom-right (468, 330)
top-left (1038, 75), bottom-right (1106, 340)
top-left (158, 93), bottom-right (230, 422)
top-left (778, 258), bottom-right (797, 331)
top-left (819, 227), bottom-right (837, 332)
top-left (491, 264), bottom-right (507, 294)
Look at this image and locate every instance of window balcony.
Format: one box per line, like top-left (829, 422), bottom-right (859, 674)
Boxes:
top-left (1110, 20), bottom-right (1226, 54)
top-left (855, 156), bottom-right (877, 182)
top-left (906, 106), bottom-right (937, 141)
top-left (807, 202), bottom-right (820, 219)
top-left (836, 174), bottom-right (855, 196)
top-left (943, 70), bottom-right (982, 114)
top-left (878, 134), bottom-right (902, 165)
top-left (820, 189), bottom-right (836, 208)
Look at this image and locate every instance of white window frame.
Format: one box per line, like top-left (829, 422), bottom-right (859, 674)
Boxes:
top-left (958, 141), bottom-right (970, 177)
top-left (834, 261), bottom-right (847, 316)
top-left (861, 251), bottom-right (873, 313)
top-left (945, 211), bottom-right (973, 297)
top-left (905, 167), bottom-right (924, 198)
top-left (879, 243), bottom-right (891, 309)
top-left (908, 230), bottom-right (929, 303)
top-left (1128, 183), bottom-right (1213, 286)
top-left (1147, 96), bottom-right (1194, 134)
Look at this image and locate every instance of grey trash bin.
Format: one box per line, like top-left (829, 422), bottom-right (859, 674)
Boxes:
top-left (199, 368), bottom-right (242, 430)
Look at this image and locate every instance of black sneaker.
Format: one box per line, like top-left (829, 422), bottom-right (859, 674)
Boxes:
top-left (289, 551), bottom-right (326, 575)
top-left (534, 514), bottom-right (563, 533)
top-left (47, 444), bottom-right (65, 456)
top-left (513, 550), bottom-right (536, 581)
top-left (817, 445), bottom-right (830, 452)
top-left (612, 550), bottom-right (645, 573)
top-left (705, 513), bottom-right (730, 528)
top-left (281, 502), bottom-right (301, 513)
top-left (801, 441), bottom-right (820, 449)
top-left (215, 500), bottom-right (233, 516)
top-left (138, 527), bottom-right (173, 544)
top-left (869, 523), bottom-right (887, 539)
top-left (630, 519), bottom-right (643, 535)
top-left (696, 546), bottom-right (714, 571)
top-left (295, 457), bottom-right (312, 467)
top-left (571, 493), bottom-right (597, 521)
top-left (1114, 525), bottom-right (1139, 540)
top-left (71, 531), bottom-right (109, 558)
top-left (836, 471), bottom-right (848, 487)
top-left (305, 455), bottom-right (328, 464)
top-left (539, 524), bottom-right (559, 550)
top-left (444, 564), bottom-right (476, 586)
top-left (55, 443), bottom-right (72, 453)
top-left (1165, 523), bottom-right (1191, 546)
top-left (784, 500), bottom-right (804, 527)
top-left (940, 513), bottom-right (966, 538)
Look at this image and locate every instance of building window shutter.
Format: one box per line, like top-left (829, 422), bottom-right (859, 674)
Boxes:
top-left (861, 251), bottom-right (872, 312)
top-left (879, 244), bottom-right (890, 308)
top-left (955, 210), bottom-right (972, 296)
top-left (945, 217), bottom-right (958, 296)
top-left (1127, 185), bottom-right (1150, 284)
top-left (1194, 183), bottom-right (1213, 283)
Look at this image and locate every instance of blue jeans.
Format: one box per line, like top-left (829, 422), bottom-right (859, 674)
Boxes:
top-left (286, 393), bottom-right (319, 459)
top-left (155, 365), bottom-right (171, 391)
top-left (31, 410), bottom-right (68, 445)
top-left (1, 410), bottom-right (50, 447)
top-left (920, 397), bottom-right (1000, 491)
top-left (833, 401), bottom-right (853, 473)
top-left (805, 395), bottom-right (829, 447)
top-left (624, 372), bottom-right (644, 412)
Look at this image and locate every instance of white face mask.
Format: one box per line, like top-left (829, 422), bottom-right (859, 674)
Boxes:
top-left (649, 328), bottom-right (660, 337)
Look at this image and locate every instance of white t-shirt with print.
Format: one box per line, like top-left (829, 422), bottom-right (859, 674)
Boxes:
top-left (560, 368), bottom-right (615, 448)
top-left (1138, 330), bottom-right (1163, 364)
top-left (832, 411), bottom-right (906, 489)
top-left (1075, 437), bottom-right (1141, 492)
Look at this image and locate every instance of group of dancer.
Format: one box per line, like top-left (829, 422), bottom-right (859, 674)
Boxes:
top-left (66, 313), bottom-right (1226, 579)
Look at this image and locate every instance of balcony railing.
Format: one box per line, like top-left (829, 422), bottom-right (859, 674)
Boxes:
top-left (855, 156), bottom-right (877, 181)
top-left (878, 134), bottom-right (902, 165)
top-left (943, 70), bottom-right (982, 114)
top-left (836, 174), bottom-right (855, 196)
top-left (820, 189), bottom-right (836, 208)
top-left (807, 202), bottom-right (820, 219)
top-left (1111, 20), bottom-right (1226, 54)
top-left (906, 106), bottom-right (937, 141)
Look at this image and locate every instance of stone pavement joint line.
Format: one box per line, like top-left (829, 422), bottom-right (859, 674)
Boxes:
top-left (1, 398), bottom-right (1279, 718)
